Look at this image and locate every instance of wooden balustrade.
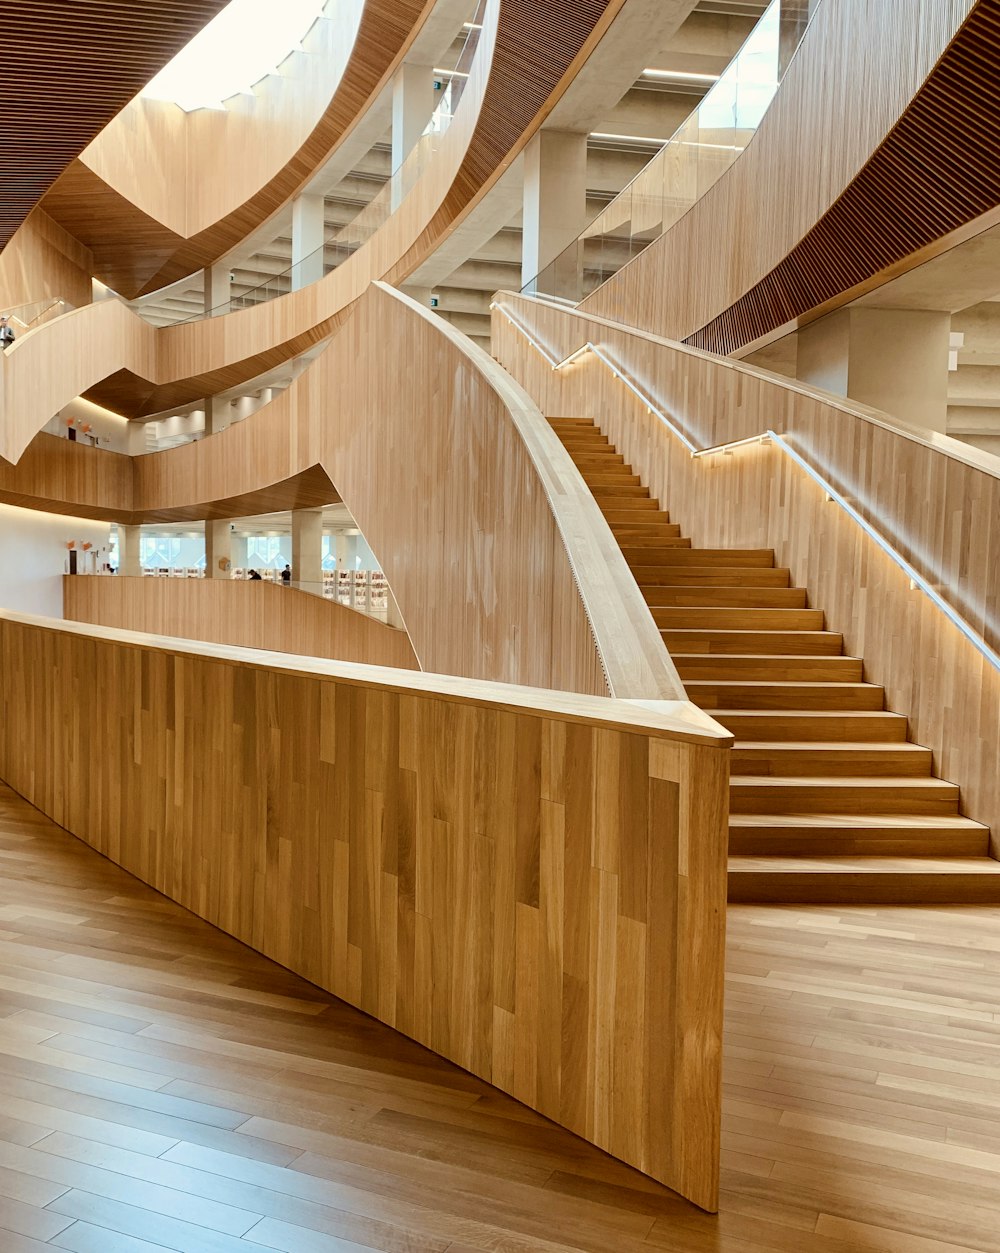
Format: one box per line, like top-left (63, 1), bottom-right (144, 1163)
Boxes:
top-left (64, 576), bottom-right (418, 670)
top-left (492, 292), bottom-right (1000, 852)
top-left (0, 608), bottom-right (732, 1211)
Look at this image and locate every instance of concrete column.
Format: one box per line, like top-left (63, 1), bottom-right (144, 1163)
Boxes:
top-left (797, 307), bottom-right (951, 432)
top-left (204, 520), bottom-right (231, 579)
top-left (291, 194), bottom-right (325, 290)
top-left (118, 525), bottom-right (141, 577)
top-left (401, 285), bottom-right (432, 310)
top-left (204, 263), bottom-right (231, 317)
top-left (204, 395), bottom-right (231, 437)
top-left (292, 508), bottom-right (323, 587)
top-left (521, 130), bottom-right (589, 295)
top-left (391, 62), bottom-right (436, 208)
top-left (126, 421), bottom-right (148, 456)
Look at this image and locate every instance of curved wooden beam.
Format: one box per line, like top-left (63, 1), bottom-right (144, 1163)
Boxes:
top-left (41, 0), bottom-right (435, 298)
top-left (580, 0), bottom-right (990, 354)
top-left (0, 0), bottom-right (625, 456)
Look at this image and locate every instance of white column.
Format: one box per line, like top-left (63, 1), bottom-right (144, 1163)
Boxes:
top-left (204, 263), bottom-right (231, 317)
top-left (204, 395), bottom-right (231, 436)
top-left (204, 519), bottom-right (231, 579)
top-left (521, 130), bottom-right (589, 294)
top-left (797, 307), bottom-right (951, 432)
top-left (391, 62), bottom-right (437, 208)
top-left (291, 194), bottom-right (325, 290)
top-left (118, 525), bottom-right (141, 577)
top-left (292, 508), bottom-right (324, 587)
top-left (126, 421), bottom-right (148, 456)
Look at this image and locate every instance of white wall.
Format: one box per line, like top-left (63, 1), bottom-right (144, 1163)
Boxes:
top-left (0, 504), bottom-right (111, 619)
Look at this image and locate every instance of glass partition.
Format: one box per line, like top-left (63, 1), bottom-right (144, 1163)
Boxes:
top-left (525, 0), bottom-right (813, 303)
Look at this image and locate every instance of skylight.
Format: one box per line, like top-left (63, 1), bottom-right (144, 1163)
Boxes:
top-left (141, 0), bottom-right (328, 112)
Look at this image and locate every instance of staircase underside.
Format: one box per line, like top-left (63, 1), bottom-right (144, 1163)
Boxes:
top-left (551, 417), bottom-right (998, 904)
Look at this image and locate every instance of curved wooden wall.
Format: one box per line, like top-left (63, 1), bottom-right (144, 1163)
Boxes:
top-left (579, 0), bottom-right (984, 353)
top-left (0, 210), bottom-right (94, 315)
top-left (64, 576), bottom-right (419, 670)
top-left (0, 285), bottom-right (692, 701)
top-left (493, 292), bottom-right (1000, 849)
top-left (0, 0), bottom-right (625, 451)
top-left (42, 0), bottom-right (434, 297)
top-left (0, 610), bottom-right (732, 1210)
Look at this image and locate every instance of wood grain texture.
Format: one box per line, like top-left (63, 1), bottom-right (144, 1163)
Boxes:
top-left (0, 0), bottom-right (625, 441)
top-left (0, 610), bottom-right (731, 1211)
top-left (63, 577), bottom-right (419, 670)
top-left (0, 0), bottom-right (229, 249)
top-left (579, 0), bottom-right (980, 352)
top-left (493, 293), bottom-right (1000, 854)
top-left (42, 0), bottom-right (434, 297)
top-left (0, 784), bottom-right (999, 1249)
top-left (0, 210), bottom-right (94, 315)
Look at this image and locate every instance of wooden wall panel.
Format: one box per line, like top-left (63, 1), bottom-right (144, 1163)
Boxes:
top-left (0, 210), bottom-right (94, 315)
top-left (493, 293), bottom-right (1000, 850)
top-left (64, 576), bottom-right (419, 670)
top-left (579, 0), bottom-right (980, 352)
top-left (0, 610), bottom-right (731, 1210)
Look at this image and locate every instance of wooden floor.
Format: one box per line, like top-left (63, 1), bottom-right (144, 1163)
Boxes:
top-left (1, 786), bottom-right (1000, 1250)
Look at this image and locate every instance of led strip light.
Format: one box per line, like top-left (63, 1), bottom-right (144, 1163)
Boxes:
top-left (491, 301), bottom-right (1000, 676)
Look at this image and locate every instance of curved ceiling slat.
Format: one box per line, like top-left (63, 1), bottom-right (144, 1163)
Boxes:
top-left (0, 0), bottom-right (230, 251)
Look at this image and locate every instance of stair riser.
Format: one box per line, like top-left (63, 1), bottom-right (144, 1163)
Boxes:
top-left (663, 631), bottom-right (844, 655)
top-left (731, 749), bottom-right (932, 777)
top-left (595, 498), bottom-right (661, 511)
top-left (604, 510), bottom-right (669, 525)
top-left (611, 531), bottom-right (686, 544)
top-left (640, 570), bottom-right (792, 588)
top-left (715, 713), bottom-right (908, 741)
top-left (623, 549), bottom-right (775, 568)
top-left (730, 786), bottom-right (959, 816)
top-left (653, 608), bottom-right (825, 629)
top-left (728, 831), bottom-right (990, 857)
top-left (676, 658), bottom-right (863, 681)
top-left (645, 589), bottom-right (809, 608)
top-left (689, 684), bottom-right (884, 710)
top-left (728, 874), bottom-right (1000, 905)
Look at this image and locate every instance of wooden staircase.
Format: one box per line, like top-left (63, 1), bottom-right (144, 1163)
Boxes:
top-left (551, 417), bottom-right (999, 903)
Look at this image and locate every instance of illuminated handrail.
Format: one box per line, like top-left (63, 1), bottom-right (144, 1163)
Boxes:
top-left (495, 302), bottom-right (1000, 677)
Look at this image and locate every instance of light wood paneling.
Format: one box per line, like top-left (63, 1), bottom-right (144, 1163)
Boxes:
top-left (1, 285), bottom-right (687, 699)
top-left (0, 0), bottom-right (626, 445)
top-left (43, 0), bottom-right (435, 297)
top-left (64, 576), bottom-right (419, 670)
top-left (0, 609), bottom-right (731, 1211)
top-left (580, 0), bottom-right (981, 352)
top-left (493, 293), bottom-right (1000, 857)
top-left (0, 0), bottom-right (229, 249)
top-left (3, 784), bottom-right (1000, 1248)
top-left (0, 210), bottom-right (94, 315)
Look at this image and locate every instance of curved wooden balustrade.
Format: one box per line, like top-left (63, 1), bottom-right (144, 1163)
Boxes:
top-left (492, 291), bottom-right (1000, 883)
top-left (64, 576), bottom-right (419, 669)
top-left (580, 0), bottom-right (992, 354)
top-left (0, 284), bottom-right (693, 701)
top-left (0, 608), bottom-right (732, 1210)
top-left (41, 0), bottom-right (434, 297)
top-left (0, 0), bottom-right (625, 455)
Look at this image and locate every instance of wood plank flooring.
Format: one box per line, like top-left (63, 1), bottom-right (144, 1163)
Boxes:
top-left (2, 784), bottom-right (1000, 1249)
top-left (550, 416), bottom-right (1000, 903)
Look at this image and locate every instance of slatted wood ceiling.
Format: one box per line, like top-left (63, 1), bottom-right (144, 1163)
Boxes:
top-left (0, 1), bottom-right (229, 250)
top-left (687, 0), bottom-right (1000, 354)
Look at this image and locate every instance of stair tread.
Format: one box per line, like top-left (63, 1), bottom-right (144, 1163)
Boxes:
top-left (730, 812), bottom-right (988, 829)
top-left (729, 856), bottom-right (1000, 874)
top-left (732, 740), bottom-right (929, 752)
top-left (731, 774), bottom-right (958, 790)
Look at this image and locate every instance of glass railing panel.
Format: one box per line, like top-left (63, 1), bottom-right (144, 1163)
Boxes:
top-left (526, 0), bottom-right (818, 304)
